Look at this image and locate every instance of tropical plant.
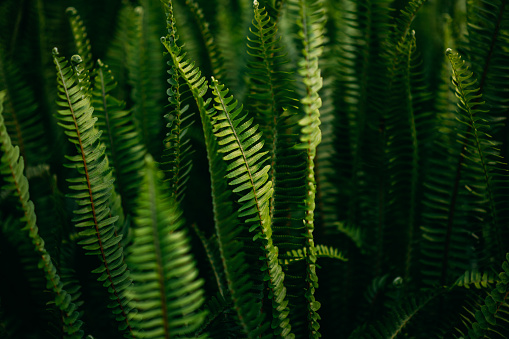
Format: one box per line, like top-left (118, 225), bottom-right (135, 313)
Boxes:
top-left (1, 0), bottom-right (509, 338)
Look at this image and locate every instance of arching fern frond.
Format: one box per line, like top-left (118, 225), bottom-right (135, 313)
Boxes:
top-left (52, 49), bottom-right (134, 337)
top-left (209, 77), bottom-right (293, 338)
top-left (0, 90), bottom-right (84, 338)
top-left (161, 2), bottom-right (265, 336)
top-left (128, 154), bottom-right (206, 338)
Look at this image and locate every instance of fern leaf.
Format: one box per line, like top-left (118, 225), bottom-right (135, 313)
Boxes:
top-left (281, 244), bottom-right (347, 265)
top-left (91, 59), bottom-right (146, 215)
top-left (161, 2), bottom-right (266, 336)
top-left (52, 49), bottom-right (134, 337)
top-left (468, 253), bottom-right (509, 338)
top-left (66, 7), bottom-right (93, 71)
top-left (127, 5), bottom-right (165, 154)
top-left (161, 62), bottom-right (194, 202)
top-left (0, 90), bottom-right (84, 338)
top-left (128, 154), bottom-right (206, 338)
top-left (0, 45), bottom-right (49, 165)
top-left (285, 0), bottom-right (327, 335)
top-left (446, 48), bottom-right (509, 262)
top-left (184, 0), bottom-right (226, 81)
top-left (352, 291), bottom-right (440, 339)
top-left (209, 77), bottom-right (293, 338)
top-left (455, 270), bottom-right (498, 290)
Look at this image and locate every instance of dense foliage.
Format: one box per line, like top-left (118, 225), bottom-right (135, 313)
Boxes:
top-left (1, 0), bottom-right (509, 338)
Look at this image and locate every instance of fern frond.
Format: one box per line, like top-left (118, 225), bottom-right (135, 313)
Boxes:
top-left (161, 63), bottom-right (194, 202)
top-left (281, 244), bottom-right (347, 265)
top-left (184, 0), bottom-right (226, 81)
top-left (446, 48), bottom-right (509, 262)
top-left (285, 0), bottom-right (327, 335)
top-left (209, 77), bottom-right (294, 338)
top-left (351, 291), bottom-right (441, 338)
top-left (127, 5), bottom-right (165, 154)
top-left (52, 49), bottom-right (134, 337)
top-left (91, 59), bottom-right (146, 215)
top-left (128, 154), bottom-right (206, 338)
top-left (467, 253), bottom-right (509, 338)
top-left (0, 90), bottom-right (84, 338)
top-left (455, 270), bottom-right (498, 290)
top-left (161, 2), bottom-right (266, 336)
top-left (66, 7), bottom-right (93, 71)
top-left (0, 45), bottom-right (49, 165)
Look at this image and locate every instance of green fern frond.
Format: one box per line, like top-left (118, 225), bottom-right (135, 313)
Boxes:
top-left (52, 49), bottom-right (135, 337)
top-left (66, 7), bottom-right (93, 71)
top-left (105, 2), bottom-right (135, 101)
top-left (446, 48), bottom-right (509, 262)
top-left (209, 77), bottom-right (294, 338)
top-left (91, 59), bottom-right (146, 215)
top-left (184, 0), bottom-right (226, 81)
top-left (127, 5), bottom-right (165, 154)
top-left (0, 90), bottom-right (84, 338)
top-left (455, 270), bottom-right (498, 289)
top-left (467, 253), bottom-right (509, 338)
top-left (0, 45), bottom-right (49, 165)
top-left (161, 63), bottom-right (194, 202)
top-left (281, 244), bottom-right (347, 265)
top-left (286, 0), bottom-right (327, 335)
top-left (161, 2), bottom-right (266, 336)
top-left (351, 291), bottom-right (440, 339)
top-left (128, 154), bottom-right (206, 338)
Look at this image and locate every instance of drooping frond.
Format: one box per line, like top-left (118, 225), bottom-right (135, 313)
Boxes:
top-left (128, 154), bottom-right (206, 338)
top-left (52, 49), bottom-right (134, 337)
top-left (161, 2), bottom-right (264, 336)
top-left (0, 90), bottom-right (84, 338)
top-left (91, 59), bottom-right (146, 215)
top-left (66, 7), bottom-right (93, 71)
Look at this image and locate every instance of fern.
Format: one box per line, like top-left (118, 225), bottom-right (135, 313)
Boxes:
top-left (0, 90), bottom-right (84, 338)
top-left (446, 48), bottom-right (509, 263)
top-left (91, 59), bottom-right (146, 215)
top-left (161, 2), bottom-right (265, 336)
top-left (209, 77), bottom-right (293, 337)
top-left (128, 154), bottom-right (206, 338)
top-left (52, 49), bottom-right (134, 337)
top-left (66, 7), bottom-right (93, 71)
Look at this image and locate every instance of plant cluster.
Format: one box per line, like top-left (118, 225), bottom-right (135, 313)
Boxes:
top-left (1, 0), bottom-right (509, 338)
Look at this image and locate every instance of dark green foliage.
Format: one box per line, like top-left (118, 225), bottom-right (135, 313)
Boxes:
top-left (2, 0), bottom-right (509, 338)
